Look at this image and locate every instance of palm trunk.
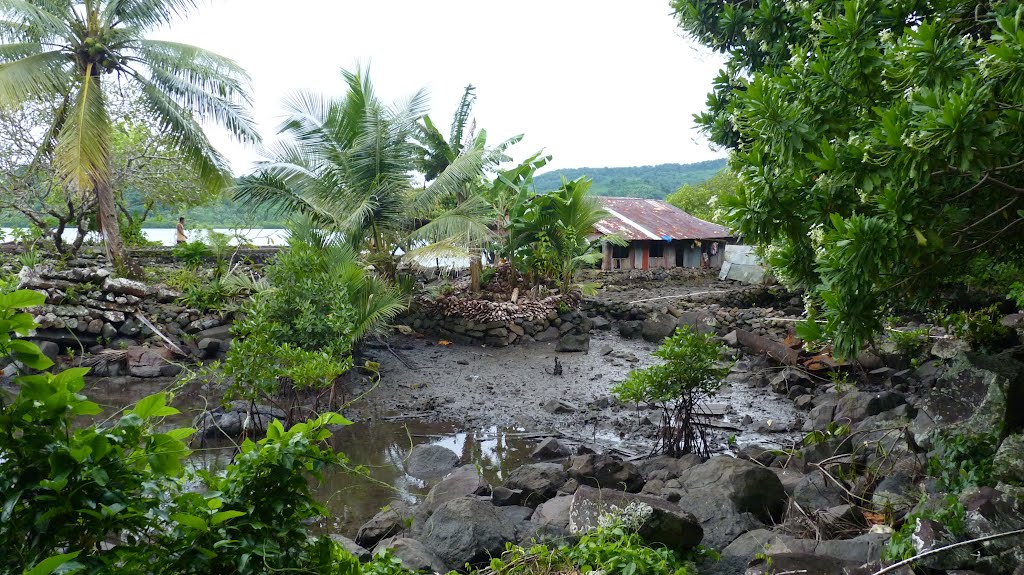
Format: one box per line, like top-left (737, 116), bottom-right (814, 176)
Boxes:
top-left (469, 248), bottom-right (482, 293)
top-left (94, 175), bottom-right (137, 276)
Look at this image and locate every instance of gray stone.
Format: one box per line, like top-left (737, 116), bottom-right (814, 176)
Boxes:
top-left (569, 485), bottom-right (703, 552)
top-left (872, 473), bottom-right (916, 511)
top-left (86, 318), bottom-right (103, 334)
top-left (329, 534), bottom-right (371, 562)
top-left (567, 453), bottom-right (643, 493)
top-left (504, 463), bottom-right (567, 508)
top-left (417, 465), bottom-right (489, 521)
top-left (618, 320), bottom-right (642, 339)
top-left (992, 433), bottom-right (1024, 485)
top-left (530, 494), bottom-right (573, 534)
top-left (405, 444), bottom-right (460, 480)
top-left (676, 456), bottom-right (787, 524)
top-left (641, 314), bottom-right (677, 342)
top-left (556, 332), bottom-right (590, 353)
top-left (534, 327), bottom-right (560, 342)
top-left (834, 391), bottom-right (906, 425)
top-left (793, 471), bottom-right (847, 512)
top-left (590, 316), bottom-right (611, 330)
top-left (531, 437), bottom-right (572, 460)
top-left (420, 498), bottom-right (516, 570)
top-left (356, 501), bottom-right (414, 549)
top-left (35, 340), bottom-right (59, 364)
top-left (490, 486), bottom-right (522, 507)
top-left (931, 338), bottom-right (971, 359)
top-left (373, 537), bottom-right (448, 574)
top-left (676, 310), bottom-right (718, 335)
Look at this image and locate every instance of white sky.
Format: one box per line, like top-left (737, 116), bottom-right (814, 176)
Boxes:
top-left (156, 1), bottom-right (727, 175)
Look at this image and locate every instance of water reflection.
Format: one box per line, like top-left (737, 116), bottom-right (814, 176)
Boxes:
top-left (317, 421), bottom-right (539, 536)
top-left (82, 380), bottom-right (542, 536)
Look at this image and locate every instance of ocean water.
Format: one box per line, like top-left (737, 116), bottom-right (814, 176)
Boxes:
top-left (1, 227), bottom-right (471, 268)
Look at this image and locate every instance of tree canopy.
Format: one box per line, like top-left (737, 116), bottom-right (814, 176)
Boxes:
top-left (665, 167), bottom-right (740, 224)
top-left (673, 0), bottom-right (1024, 357)
top-left (0, 0), bottom-right (257, 271)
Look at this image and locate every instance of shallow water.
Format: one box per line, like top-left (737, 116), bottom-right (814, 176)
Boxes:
top-left (82, 379), bottom-right (540, 537)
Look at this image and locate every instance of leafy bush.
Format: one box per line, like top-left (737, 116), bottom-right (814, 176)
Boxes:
top-left (172, 240), bottom-right (212, 268)
top-left (927, 431), bottom-right (1000, 493)
top-left (612, 326), bottom-right (728, 457)
top-left (887, 327), bottom-right (930, 358)
top-left (224, 224), bottom-right (408, 401)
top-left (941, 306), bottom-right (1013, 351)
top-left (0, 290), bottom-right (363, 574)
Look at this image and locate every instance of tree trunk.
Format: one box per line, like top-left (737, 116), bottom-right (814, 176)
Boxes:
top-left (469, 248), bottom-right (482, 293)
top-left (94, 176), bottom-right (138, 276)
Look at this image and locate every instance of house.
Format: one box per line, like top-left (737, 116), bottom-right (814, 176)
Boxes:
top-left (593, 197), bottom-right (734, 270)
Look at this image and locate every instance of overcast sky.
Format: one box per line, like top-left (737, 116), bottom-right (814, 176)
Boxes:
top-left (156, 1), bottom-right (727, 175)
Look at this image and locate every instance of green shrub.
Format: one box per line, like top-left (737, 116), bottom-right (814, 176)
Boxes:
top-left (612, 326), bottom-right (728, 457)
top-left (0, 289), bottom-right (363, 574)
top-left (927, 431), bottom-right (1000, 493)
top-left (224, 224), bottom-right (408, 400)
top-left (172, 240), bottom-right (211, 268)
top-left (942, 305), bottom-right (1012, 351)
top-left (887, 326), bottom-right (930, 358)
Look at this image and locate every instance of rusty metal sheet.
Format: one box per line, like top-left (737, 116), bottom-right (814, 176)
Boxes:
top-left (594, 197), bottom-right (732, 241)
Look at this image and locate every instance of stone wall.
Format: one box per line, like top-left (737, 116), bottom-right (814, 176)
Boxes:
top-left (14, 263), bottom-right (233, 375)
top-left (402, 303), bottom-right (591, 348)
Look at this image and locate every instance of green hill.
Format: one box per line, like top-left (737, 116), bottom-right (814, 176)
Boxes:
top-left (532, 158), bottom-right (727, 199)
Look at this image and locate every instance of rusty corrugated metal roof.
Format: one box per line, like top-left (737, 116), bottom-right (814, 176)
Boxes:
top-left (594, 197), bottom-right (732, 241)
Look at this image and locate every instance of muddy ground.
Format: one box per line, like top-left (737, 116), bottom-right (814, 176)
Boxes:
top-left (350, 328), bottom-right (803, 458)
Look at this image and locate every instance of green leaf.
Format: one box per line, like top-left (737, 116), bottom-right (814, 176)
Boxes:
top-left (132, 392), bottom-right (179, 418)
top-left (913, 228), bottom-right (927, 246)
top-left (22, 552), bottom-right (81, 575)
top-left (0, 290), bottom-right (46, 311)
top-left (317, 412), bottom-right (352, 427)
top-left (210, 510), bottom-right (246, 525)
top-left (171, 513), bottom-right (209, 532)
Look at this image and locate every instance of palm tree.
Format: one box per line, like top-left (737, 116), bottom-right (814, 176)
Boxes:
top-left (414, 85), bottom-right (522, 291)
top-left (234, 66), bottom-right (487, 276)
top-left (0, 0), bottom-right (258, 272)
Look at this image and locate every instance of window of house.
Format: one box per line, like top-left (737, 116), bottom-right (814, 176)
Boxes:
top-left (649, 242), bottom-right (665, 258)
top-left (612, 244), bottom-right (630, 259)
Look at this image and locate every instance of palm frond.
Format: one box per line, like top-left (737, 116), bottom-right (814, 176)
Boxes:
top-left (410, 145), bottom-right (485, 213)
top-left (0, 0), bottom-right (70, 38)
top-left (350, 271), bottom-right (410, 341)
top-left (0, 41), bottom-right (42, 62)
top-left (102, 0), bottom-right (199, 29)
top-left (449, 84), bottom-right (475, 151)
top-left (408, 193), bottom-right (494, 247)
top-left (53, 68), bottom-right (110, 193)
top-left (127, 68), bottom-right (232, 191)
top-left (0, 50), bottom-right (70, 105)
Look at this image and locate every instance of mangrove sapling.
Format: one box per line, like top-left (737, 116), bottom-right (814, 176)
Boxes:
top-left (612, 326), bottom-right (729, 458)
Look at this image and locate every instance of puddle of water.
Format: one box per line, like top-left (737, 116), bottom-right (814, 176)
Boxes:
top-left (82, 380), bottom-right (541, 537)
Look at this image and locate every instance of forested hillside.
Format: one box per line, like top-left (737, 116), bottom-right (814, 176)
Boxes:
top-left (532, 158), bottom-right (726, 198)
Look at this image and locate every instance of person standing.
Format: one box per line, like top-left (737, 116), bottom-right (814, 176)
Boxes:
top-left (176, 217), bottom-right (188, 244)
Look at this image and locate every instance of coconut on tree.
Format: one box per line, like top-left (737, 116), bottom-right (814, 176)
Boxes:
top-left (0, 0), bottom-right (258, 272)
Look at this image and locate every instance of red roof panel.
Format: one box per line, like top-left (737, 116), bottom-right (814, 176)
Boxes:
top-left (594, 197), bottom-right (732, 241)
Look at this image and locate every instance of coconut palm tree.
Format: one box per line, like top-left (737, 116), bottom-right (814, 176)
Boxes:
top-left (0, 0), bottom-right (258, 272)
top-left (234, 66), bottom-right (487, 276)
top-left (414, 84), bottom-right (523, 291)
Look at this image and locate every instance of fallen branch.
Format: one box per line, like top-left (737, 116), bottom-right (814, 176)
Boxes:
top-left (870, 528), bottom-right (1024, 575)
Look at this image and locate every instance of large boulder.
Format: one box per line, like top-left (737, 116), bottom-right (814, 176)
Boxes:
top-left (993, 433), bottom-right (1024, 486)
top-left (641, 314), bottom-right (677, 342)
top-left (416, 465), bottom-right (489, 521)
top-left (405, 444), bottom-right (460, 479)
top-left (833, 391), bottom-right (906, 425)
top-left (556, 332), bottom-right (590, 353)
top-left (373, 537), bottom-right (448, 574)
top-left (530, 494), bottom-right (574, 540)
top-left (355, 501), bottom-right (414, 549)
top-left (419, 498), bottom-right (517, 570)
top-left (569, 485), bottom-right (703, 552)
top-left (567, 453), bottom-right (644, 493)
top-left (793, 471), bottom-right (848, 512)
top-left (675, 310), bottom-right (718, 335)
top-left (912, 353), bottom-right (1024, 446)
top-left (676, 456), bottom-right (787, 524)
top-left (724, 529), bottom-right (891, 572)
top-left (503, 463), bottom-right (567, 508)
